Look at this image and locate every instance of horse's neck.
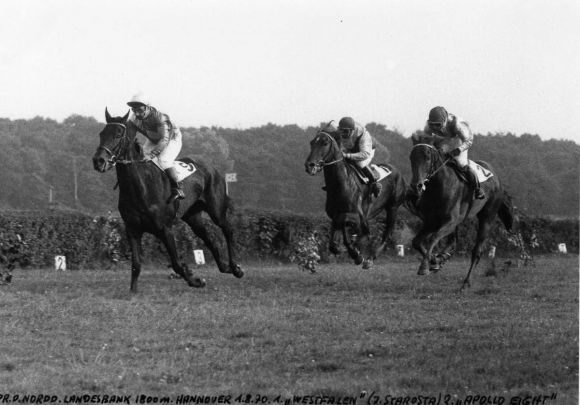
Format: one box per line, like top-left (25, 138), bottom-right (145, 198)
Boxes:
top-left (323, 160), bottom-right (359, 206)
top-left (116, 162), bottom-right (162, 204)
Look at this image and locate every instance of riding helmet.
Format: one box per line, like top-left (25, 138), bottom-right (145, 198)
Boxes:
top-left (427, 106), bottom-right (448, 124)
top-left (338, 117), bottom-right (356, 130)
top-left (127, 93), bottom-right (150, 108)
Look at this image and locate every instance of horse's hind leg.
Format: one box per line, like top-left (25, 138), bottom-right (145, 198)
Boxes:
top-left (462, 218), bottom-right (493, 290)
top-left (158, 226), bottom-right (206, 288)
top-left (205, 202), bottom-right (244, 278)
top-left (127, 227), bottom-right (143, 293)
top-left (371, 205), bottom-right (399, 260)
top-left (182, 212), bottom-right (232, 275)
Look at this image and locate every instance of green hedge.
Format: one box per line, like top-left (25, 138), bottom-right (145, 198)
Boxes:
top-left (0, 209), bottom-right (577, 270)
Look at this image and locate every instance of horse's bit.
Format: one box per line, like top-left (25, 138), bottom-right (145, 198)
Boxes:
top-left (311, 131), bottom-right (344, 171)
top-left (411, 143), bottom-right (451, 192)
top-left (97, 123), bottom-right (129, 166)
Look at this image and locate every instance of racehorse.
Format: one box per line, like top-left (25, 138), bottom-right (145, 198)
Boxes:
top-left (304, 122), bottom-right (407, 268)
top-left (407, 134), bottom-right (514, 289)
top-left (92, 109), bottom-right (244, 293)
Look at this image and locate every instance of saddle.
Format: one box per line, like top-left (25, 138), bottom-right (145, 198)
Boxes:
top-left (447, 160), bottom-right (494, 183)
top-left (346, 161), bottom-right (392, 184)
top-left (150, 157), bottom-right (197, 182)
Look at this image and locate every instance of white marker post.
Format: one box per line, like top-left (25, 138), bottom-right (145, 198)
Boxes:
top-left (225, 173), bottom-right (237, 195)
top-left (54, 255), bottom-right (66, 271)
top-left (396, 245), bottom-right (405, 257)
top-left (558, 243), bottom-right (567, 254)
top-left (488, 246), bottom-right (496, 258)
top-left (194, 250), bottom-right (206, 265)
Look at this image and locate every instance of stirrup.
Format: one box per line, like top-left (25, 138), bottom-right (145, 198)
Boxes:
top-left (475, 189), bottom-right (485, 200)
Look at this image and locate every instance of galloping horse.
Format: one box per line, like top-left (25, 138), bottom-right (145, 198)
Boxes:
top-left (92, 109), bottom-right (243, 293)
top-left (305, 123), bottom-right (407, 268)
top-left (407, 135), bottom-right (513, 288)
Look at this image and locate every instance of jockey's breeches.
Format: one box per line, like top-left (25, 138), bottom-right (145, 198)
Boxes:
top-left (143, 129), bottom-right (183, 170)
top-left (352, 148), bottom-right (375, 168)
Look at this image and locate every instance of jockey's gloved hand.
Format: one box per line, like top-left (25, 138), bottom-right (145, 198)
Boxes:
top-left (448, 148), bottom-right (461, 157)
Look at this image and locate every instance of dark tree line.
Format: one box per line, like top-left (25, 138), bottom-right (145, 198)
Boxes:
top-left (0, 115), bottom-right (577, 218)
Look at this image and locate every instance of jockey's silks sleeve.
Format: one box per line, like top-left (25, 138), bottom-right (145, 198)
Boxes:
top-left (343, 130), bottom-right (374, 161)
top-left (449, 115), bottom-right (473, 152)
top-left (128, 108), bottom-right (177, 151)
top-left (423, 114), bottom-right (473, 152)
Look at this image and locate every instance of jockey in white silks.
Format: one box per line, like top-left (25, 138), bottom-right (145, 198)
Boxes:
top-left (424, 106), bottom-right (485, 199)
top-left (126, 94), bottom-right (185, 202)
top-left (337, 117), bottom-right (382, 198)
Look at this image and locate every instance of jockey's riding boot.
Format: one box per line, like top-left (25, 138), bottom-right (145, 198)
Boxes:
top-left (464, 165), bottom-right (485, 199)
top-left (164, 168), bottom-right (185, 202)
top-left (362, 166), bottom-right (382, 198)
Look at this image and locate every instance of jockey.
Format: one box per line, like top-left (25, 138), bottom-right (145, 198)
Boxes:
top-left (424, 106), bottom-right (485, 199)
top-left (338, 117), bottom-right (382, 198)
top-left (126, 94), bottom-right (185, 202)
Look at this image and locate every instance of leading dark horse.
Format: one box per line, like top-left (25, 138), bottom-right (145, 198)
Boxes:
top-left (407, 134), bottom-right (514, 289)
top-left (92, 109), bottom-right (244, 293)
top-left (305, 123), bottom-right (407, 268)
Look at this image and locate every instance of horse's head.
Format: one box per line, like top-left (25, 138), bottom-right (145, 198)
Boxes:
top-left (92, 108), bottom-right (132, 172)
top-left (304, 121), bottom-right (342, 175)
top-left (408, 143), bottom-right (444, 197)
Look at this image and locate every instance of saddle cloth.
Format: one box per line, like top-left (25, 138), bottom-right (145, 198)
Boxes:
top-left (350, 163), bottom-right (392, 184)
top-left (467, 160), bottom-right (494, 183)
top-left (150, 158), bottom-right (197, 182)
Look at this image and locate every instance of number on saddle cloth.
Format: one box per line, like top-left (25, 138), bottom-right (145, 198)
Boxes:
top-left (149, 158), bottom-right (197, 182)
top-left (172, 160), bottom-right (197, 182)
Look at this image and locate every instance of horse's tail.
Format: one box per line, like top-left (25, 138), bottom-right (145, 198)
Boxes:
top-left (498, 190), bottom-right (514, 231)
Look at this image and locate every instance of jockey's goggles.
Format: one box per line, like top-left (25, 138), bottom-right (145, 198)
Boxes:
top-left (428, 122), bottom-right (443, 131)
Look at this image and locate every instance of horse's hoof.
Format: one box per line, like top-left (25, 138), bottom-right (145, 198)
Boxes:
top-left (189, 278), bottom-right (206, 288)
top-left (362, 259), bottom-right (373, 270)
top-left (232, 265), bottom-right (244, 278)
top-left (429, 265), bottom-right (440, 273)
top-left (354, 257), bottom-right (364, 265)
top-left (417, 267), bottom-right (428, 275)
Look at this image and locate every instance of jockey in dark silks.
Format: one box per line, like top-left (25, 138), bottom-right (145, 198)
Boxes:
top-left (338, 117), bottom-right (382, 198)
top-left (126, 93), bottom-right (185, 203)
top-left (424, 106), bottom-right (485, 199)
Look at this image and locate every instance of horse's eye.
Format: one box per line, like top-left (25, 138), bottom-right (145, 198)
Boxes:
top-left (115, 128), bottom-right (124, 138)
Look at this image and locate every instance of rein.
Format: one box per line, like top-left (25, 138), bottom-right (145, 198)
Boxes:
top-left (314, 131), bottom-right (344, 169)
top-left (97, 122), bottom-right (146, 165)
top-left (412, 143), bottom-right (451, 185)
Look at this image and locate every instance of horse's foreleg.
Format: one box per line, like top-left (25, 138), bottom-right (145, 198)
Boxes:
top-left (182, 213), bottom-right (230, 275)
top-left (430, 229), bottom-right (458, 272)
top-left (328, 223), bottom-right (341, 255)
top-left (127, 227), bottom-right (143, 293)
top-left (412, 229), bottom-right (431, 275)
top-left (342, 225), bottom-right (363, 265)
top-left (424, 221), bottom-right (458, 274)
top-left (158, 226), bottom-right (206, 288)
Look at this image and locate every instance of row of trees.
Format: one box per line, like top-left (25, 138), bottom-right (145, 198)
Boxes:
top-left (0, 115), bottom-right (577, 217)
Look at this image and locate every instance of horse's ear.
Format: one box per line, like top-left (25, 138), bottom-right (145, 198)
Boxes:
top-left (122, 110), bottom-right (130, 122)
top-left (105, 107), bottom-right (112, 123)
top-left (411, 131), bottom-right (432, 145)
top-left (411, 132), bottom-right (422, 145)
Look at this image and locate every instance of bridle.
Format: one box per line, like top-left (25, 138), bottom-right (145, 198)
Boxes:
top-left (310, 130), bottom-right (344, 172)
top-left (410, 143), bottom-right (451, 192)
top-left (96, 122), bottom-right (132, 165)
